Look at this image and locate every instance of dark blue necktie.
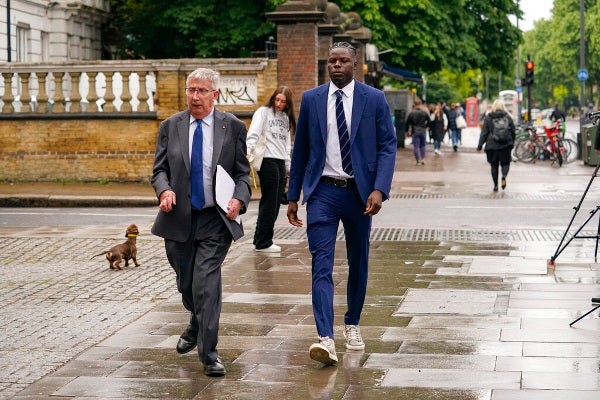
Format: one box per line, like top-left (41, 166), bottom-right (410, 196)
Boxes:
top-left (335, 89), bottom-right (353, 175)
top-left (191, 119), bottom-right (205, 210)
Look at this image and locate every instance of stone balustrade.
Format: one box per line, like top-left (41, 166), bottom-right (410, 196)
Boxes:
top-left (0, 61), bottom-right (157, 114)
top-left (0, 58), bottom-right (277, 182)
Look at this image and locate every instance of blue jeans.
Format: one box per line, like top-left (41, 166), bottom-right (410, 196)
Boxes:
top-left (412, 132), bottom-right (426, 161)
top-left (451, 129), bottom-right (461, 146)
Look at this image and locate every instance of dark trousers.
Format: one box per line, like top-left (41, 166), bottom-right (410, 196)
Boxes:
top-left (412, 132), bottom-right (427, 161)
top-left (164, 207), bottom-right (231, 365)
top-left (486, 148), bottom-right (512, 186)
top-left (254, 158), bottom-right (286, 249)
top-left (306, 181), bottom-right (372, 339)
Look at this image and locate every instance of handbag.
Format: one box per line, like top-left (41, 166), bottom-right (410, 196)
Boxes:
top-left (248, 109), bottom-right (268, 171)
top-left (456, 114), bottom-right (467, 129)
top-left (249, 131), bottom-right (267, 171)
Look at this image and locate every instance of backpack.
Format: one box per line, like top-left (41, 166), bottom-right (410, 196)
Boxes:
top-left (491, 115), bottom-right (511, 143)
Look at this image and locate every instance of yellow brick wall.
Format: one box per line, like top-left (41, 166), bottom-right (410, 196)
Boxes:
top-left (0, 118), bottom-right (158, 182)
top-left (0, 59), bottom-right (277, 183)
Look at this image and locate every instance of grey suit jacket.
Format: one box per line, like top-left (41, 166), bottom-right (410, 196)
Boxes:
top-left (151, 108), bottom-right (251, 242)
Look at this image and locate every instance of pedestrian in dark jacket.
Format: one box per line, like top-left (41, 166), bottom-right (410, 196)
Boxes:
top-left (405, 98), bottom-right (430, 165)
top-left (477, 99), bottom-right (516, 191)
top-left (549, 103), bottom-right (566, 122)
top-left (447, 103), bottom-right (462, 152)
top-left (429, 103), bottom-right (447, 155)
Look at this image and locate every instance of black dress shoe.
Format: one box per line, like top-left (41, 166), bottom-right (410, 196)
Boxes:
top-left (176, 327), bottom-right (197, 354)
top-left (204, 360), bottom-right (227, 377)
top-left (176, 336), bottom-right (196, 354)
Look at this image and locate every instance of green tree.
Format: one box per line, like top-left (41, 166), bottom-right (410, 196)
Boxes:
top-left (338, 0), bottom-right (522, 75)
top-left (107, 0), bottom-right (521, 76)
top-left (519, 0), bottom-right (600, 110)
top-left (105, 0), bottom-right (284, 59)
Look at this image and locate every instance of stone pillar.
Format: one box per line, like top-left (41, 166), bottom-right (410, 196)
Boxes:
top-left (345, 27), bottom-right (372, 84)
top-left (266, 1), bottom-right (325, 117)
top-left (318, 24), bottom-right (341, 85)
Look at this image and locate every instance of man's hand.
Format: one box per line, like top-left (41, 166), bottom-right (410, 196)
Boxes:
top-left (158, 189), bottom-right (176, 212)
top-left (364, 190), bottom-right (383, 216)
top-left (226, 198), bottom-right (243, 220)
top-left (287, 200), bottom-right (303, 227)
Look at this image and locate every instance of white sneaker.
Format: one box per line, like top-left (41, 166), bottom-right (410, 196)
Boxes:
top-left (309, 336), bottom-right (338, 365)
top-left (434, 149), bottom-right (441, 155)
top-left (343, 325), bottom-right (365, 351)
top-left (255, 244), bottom-right (281, 253)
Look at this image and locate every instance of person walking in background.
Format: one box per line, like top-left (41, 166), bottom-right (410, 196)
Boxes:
top-left (430, 103), bottom-right (447, 155)
top-left (550, 103), bottom-right (566, 123)
top-left (477, 99), bottom-right (516, 191)
top-left (439, 99), bottom-right (450, 143)
top-left (455, 102), bottom-right (465, 144)
top-left (447, 103), bottom-right (462, 152)
top-left (549, 103), bottom-right (567, 134)
top-left (405, 98), bottom-right (430, 165)
top-left (286, 42), bottom-right (397, 366)
top-left (151, 67), bottom-right (251, 377)
top-left (246, 86), bottom-right (296, 253)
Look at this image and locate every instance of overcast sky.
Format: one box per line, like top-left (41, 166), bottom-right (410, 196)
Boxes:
top-left (517, 0), bottom-right (553, 31)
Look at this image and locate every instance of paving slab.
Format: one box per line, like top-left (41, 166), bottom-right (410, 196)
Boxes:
top-left (3, 130), bottom-right (600, 399)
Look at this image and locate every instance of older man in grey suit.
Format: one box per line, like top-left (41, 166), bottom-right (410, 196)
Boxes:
top-left (151, 67), bottom-right (251, 377)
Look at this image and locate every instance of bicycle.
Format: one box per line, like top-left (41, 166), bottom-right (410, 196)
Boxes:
top-left (513, 120), bottom-right (577, 165)
top-left (543, 120), bottom-right (578, 165)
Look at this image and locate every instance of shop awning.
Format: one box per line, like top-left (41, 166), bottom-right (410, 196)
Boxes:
top-left (381, 63), bottom-right (423, 83)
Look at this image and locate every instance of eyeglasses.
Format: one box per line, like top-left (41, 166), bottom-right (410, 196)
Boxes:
top-left (186, 87), bottom-right (214, 96)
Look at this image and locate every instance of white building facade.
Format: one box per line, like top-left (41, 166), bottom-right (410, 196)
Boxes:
top-left (0, 0), bottom-right (110, 63)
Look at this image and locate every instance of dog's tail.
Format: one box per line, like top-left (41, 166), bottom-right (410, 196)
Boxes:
top-left (90, 251), bottom-right (108, 260)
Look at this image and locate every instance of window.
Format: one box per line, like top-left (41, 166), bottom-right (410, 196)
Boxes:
top-left (41, 32), bottom-right (49, 62)
top-left (16, 24), bottom-right (30, 62)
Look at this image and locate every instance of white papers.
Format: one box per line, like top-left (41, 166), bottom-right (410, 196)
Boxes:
top-left (216, 165), bottom-right (241, 224)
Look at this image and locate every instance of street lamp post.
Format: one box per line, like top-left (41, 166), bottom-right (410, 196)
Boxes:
top-left (6, 0), bottom-right (11, 62)
top-left (516, 0), bottom-right (521, 125)
top-left (580, 0), bottom-right (585, 119)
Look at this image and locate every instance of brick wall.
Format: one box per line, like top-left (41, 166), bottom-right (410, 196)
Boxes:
top-left (0, 60), bottom-right (276, 182)
top-left (277, 22), bottom-right (318, 116)
top-left (0, 118), bottom-right (158, 182)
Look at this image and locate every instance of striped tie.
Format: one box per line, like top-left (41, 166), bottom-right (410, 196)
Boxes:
top-left (190, 119), bottom-right (205, 210)
top-left (335, 89), bottom-right (353, 175)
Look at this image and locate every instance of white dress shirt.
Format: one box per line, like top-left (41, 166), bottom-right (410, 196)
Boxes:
top-left (323, 79), bottom-right (354, 179)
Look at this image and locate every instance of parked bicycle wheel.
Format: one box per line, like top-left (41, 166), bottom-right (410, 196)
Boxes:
top-left (561, 138), bottom-right (578, 163)
top-left (554, 137), bottom-right (564, 166)
top-left (514, 138), bottom-right (539, 163)
top-left (512, 127), bottom-right (537, 162)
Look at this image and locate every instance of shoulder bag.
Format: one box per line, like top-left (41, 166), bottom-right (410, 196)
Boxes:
top-left (249, 109), bottom-right (268, 171)
top-left (456, 113), bottom-right (467, 129)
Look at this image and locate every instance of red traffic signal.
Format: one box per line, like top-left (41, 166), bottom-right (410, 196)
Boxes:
top-left (526, 61), bottom-right (534, 71)
top-left (524, 60), bottom-right (535, 86)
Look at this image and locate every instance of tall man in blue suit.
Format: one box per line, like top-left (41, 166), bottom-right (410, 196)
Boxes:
top-left (287, 42), bottom-right (397, 365)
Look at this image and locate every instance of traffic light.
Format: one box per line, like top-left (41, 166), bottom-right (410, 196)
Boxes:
top-left (524, 60), bottom-right (535, 86)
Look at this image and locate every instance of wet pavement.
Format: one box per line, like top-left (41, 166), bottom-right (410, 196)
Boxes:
top-left (1, 127), bottom-right (600, 399)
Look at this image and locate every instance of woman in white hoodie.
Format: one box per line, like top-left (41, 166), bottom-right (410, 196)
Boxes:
top-left (246, 86), bottom-right (296, 252)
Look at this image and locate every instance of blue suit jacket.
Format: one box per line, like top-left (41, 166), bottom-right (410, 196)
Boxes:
top-left (288, 80), bottom-right (397, 205)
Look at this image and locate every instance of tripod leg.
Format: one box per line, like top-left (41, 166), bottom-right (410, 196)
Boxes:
top-left (596, 212), bottom-right (600, 263)
top-left (552, 207), bottom-right (600, 264)
top-left (569, 304), bottom-right (600, 326)
top-left (550, 163), bottom-right (600, 263)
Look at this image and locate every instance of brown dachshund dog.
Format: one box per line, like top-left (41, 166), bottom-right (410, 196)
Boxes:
top-left (90, 224), bottom-right (140, 270)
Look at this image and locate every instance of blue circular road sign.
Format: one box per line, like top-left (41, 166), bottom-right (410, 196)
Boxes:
top-left (578, 69), bottom-right (589, 81)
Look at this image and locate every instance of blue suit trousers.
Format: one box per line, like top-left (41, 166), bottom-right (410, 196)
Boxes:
top-left (306, 181), bottom-right (372, 339)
